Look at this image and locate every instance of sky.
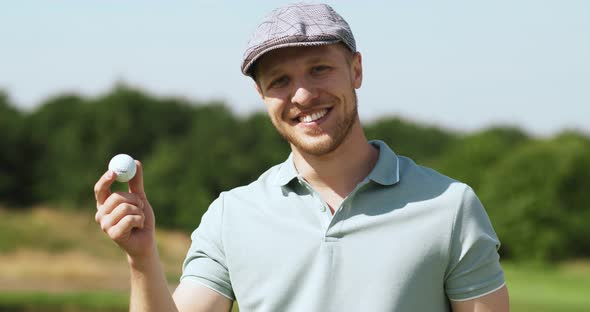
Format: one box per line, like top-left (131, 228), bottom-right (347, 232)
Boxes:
top-left (1, 0), bottom-right (588, 137)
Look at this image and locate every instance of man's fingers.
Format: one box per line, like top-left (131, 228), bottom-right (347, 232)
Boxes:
top-left (106, 215), bottom-right (145, 242)
top-left (128, 160), bottom-right (145, 197)
top-left (99, 203), bottom-right (144, 233)
top-left (94, 170), bottom-right (116, 206)
top-left (103, 192), bottom-right (143, 212)
top-left (95, 192), bottom-right (143, 223)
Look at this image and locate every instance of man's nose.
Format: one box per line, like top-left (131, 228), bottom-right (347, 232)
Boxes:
top-left (291, 78), bottom-right (318, 107)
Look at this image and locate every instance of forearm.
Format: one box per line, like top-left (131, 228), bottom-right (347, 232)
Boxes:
top-left (451, 285), bottom-right (510, 312)
top-left (128, 248), bottom-right (178, 312)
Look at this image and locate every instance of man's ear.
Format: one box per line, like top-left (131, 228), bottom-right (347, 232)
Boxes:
top-left (351, 52), bottom-right (363, 89)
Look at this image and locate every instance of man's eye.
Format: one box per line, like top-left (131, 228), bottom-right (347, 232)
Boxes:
top-left (311, 66), bottom-right (330, 74)
top-left (269, 76), bottom-right (289, 89)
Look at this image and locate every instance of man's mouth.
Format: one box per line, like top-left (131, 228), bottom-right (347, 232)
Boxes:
top-left (297, 108), bottom-right (329, 123)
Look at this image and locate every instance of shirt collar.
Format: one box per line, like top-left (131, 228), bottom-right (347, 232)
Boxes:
top-left (271, 140), bottom-right (400, 187)
top-left (272, 153), bottom-right (299, 186)
top-left (366, 140), bottom-right (400, 186)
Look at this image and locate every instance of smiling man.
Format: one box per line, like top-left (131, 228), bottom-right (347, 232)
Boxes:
top-left (254, 44), bottom-right (361, 157)
top-left (94, 3), bottom-right (509, 312)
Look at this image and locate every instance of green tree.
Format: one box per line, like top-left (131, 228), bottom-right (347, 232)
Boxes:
top-left (0, 91), bottom-right (30, 206)
top-left (480, 132), bottom-right (590, 262)
top-left (28, 85), bottom-right (196, 208)
top-left (27, 93), bottom-right (88, 206)
top-left (145, 104), bottom-right (242, 230)
top-left (435, 126), bottom-right (530, 190)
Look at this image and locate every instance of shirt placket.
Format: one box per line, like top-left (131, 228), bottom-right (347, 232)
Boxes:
top-left (297, 176), bottom-right (370, 235)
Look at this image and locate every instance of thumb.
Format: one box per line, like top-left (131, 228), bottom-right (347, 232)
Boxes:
top-left (128, 160), bottom-right (146, 196)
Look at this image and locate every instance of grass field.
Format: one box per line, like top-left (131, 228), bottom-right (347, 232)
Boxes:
top-left (1, 207), bottom-right (588, 311)
top-left (0, 291), bottom-right (128, 312)
top-left (503, 261), bottom-right (590, 311)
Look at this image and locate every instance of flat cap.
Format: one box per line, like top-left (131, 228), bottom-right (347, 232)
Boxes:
top-left (241, 2), bottom-right (356, 77)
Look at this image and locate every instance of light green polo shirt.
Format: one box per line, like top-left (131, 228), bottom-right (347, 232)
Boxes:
top-left (181, 140), bottom-right (505, 311)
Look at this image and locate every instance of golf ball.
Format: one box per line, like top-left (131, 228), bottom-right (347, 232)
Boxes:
top-left (108, 154), bottom-right (137, 182)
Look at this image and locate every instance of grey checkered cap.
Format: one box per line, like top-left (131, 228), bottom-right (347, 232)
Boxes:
top-left (241, 2), bottom-right (356, 77)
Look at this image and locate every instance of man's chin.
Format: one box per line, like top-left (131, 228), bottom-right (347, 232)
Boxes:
top-left (291, 136), bottom-right (340, 157)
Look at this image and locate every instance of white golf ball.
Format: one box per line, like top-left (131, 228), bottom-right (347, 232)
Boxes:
top-left (108, 154), bottom-right (137, 182)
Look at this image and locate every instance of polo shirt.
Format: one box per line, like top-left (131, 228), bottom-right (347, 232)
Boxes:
top-left (181, 140), bottom-right (505, 312)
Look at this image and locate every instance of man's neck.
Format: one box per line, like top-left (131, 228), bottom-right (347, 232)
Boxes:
top-left (292, 124), bottom-right (379, 199)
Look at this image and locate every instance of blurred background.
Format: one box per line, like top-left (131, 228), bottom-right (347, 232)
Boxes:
top-left (1, 1), bottom-right (589, 311)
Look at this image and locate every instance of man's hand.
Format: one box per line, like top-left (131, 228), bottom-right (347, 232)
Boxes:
top-left (93, 160), bottom-right (232, 312)
top-left (94, 160), bottom-right (156, 260)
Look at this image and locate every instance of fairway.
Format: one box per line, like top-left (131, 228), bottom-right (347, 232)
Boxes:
top-left (503, 261), bottom-right (590, 311)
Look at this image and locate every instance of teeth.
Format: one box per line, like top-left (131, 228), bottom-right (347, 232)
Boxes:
top-left (299, 109), bottom-right (328, 123)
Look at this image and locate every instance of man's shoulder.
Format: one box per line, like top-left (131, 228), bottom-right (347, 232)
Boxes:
top-left (397, 155), bottom-right (457, 185)
top-left (395, 154), bottom-right (472, 201)
top-left (370, 140), bottom-right (461, 192)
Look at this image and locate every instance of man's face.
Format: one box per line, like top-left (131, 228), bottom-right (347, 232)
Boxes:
top-left (255, 44), bottom-right (363, 156)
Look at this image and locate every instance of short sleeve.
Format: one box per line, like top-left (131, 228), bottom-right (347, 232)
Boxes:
top-left (444, 185), bottom-right (505, 301)
top-left (180, 194), bottom-right (235, 300)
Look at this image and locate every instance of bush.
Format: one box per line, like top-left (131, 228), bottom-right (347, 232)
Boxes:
top-left (480, 132), bottom-right (590, 262)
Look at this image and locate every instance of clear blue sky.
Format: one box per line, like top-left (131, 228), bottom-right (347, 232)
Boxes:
top-left (1, 0), bottom-right (588, 136)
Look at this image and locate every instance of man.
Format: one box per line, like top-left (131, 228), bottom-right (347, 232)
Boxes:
top-left (94, 3), bottom-right (509, 311)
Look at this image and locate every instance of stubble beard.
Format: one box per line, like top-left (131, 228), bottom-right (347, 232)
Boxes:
top-left (272, 91), bottom-right (359, 157)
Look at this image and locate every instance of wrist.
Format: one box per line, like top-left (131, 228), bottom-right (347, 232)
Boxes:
top-left (127, 245), bottom-right (160, 272)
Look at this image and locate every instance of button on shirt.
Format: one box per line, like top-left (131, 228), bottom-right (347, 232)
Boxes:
top-left (181, 140), bottom-right (505, 312)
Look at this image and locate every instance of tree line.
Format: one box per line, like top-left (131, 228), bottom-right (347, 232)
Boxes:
top-left (1, 85), bottom-right (589, 263)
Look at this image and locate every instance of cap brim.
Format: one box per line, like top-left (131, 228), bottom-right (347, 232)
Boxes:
top-left (241, 39), bottom-right (341, 77)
